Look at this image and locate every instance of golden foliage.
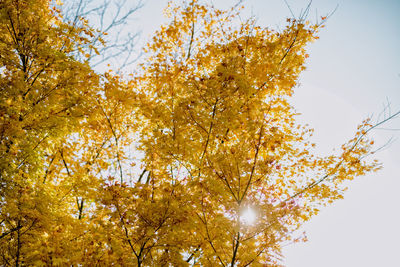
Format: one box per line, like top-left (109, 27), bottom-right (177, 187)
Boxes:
top-left (0, 0), bottom-right (381, 266)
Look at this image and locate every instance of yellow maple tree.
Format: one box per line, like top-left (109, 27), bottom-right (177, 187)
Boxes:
top-left (0, 0), bottom-right (395, 266)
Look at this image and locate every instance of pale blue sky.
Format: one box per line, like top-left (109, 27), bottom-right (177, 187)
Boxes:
top-left (133, 1), bottom-right (400, 266)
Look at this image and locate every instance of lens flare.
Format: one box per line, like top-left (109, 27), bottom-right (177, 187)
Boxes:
top-left (240, 207), bottom-right (256, 225)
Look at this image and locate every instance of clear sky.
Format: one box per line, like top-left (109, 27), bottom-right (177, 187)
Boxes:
top-left (132, 0), bottom-right (400, 266)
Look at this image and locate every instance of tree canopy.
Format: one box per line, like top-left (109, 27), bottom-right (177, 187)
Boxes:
top-left (0, 0), bottom-right (394, 266)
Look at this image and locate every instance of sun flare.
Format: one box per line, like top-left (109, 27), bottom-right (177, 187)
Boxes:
top-left (240, 207), bottom-right (256, 225)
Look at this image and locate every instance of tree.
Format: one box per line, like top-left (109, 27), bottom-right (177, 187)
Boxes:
top-left (0, 0), bottom-right (397, 266)
top-left (0, 0), bottom-right (135, 264)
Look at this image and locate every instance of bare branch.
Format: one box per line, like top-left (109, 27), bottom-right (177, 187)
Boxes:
top-left (61, 0), bottom-right (143, 71)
